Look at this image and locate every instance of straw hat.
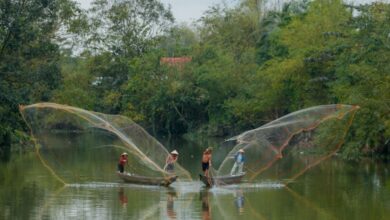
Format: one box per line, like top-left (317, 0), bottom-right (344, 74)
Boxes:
top-left (171, 150), bottom-right (179, 155)
top-left (238, 149), bottom-right (244, 153)
top-left (121, 152), bottom-right (128, 156)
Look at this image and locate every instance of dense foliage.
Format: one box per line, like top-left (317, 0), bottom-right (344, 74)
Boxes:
top-left (0, 0), bottom-right (84, 160)
top-left (1, 0), bottom-right (389, 160)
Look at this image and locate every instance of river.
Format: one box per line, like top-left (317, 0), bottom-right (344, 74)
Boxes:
top-left (0, 134), bottom-right (389, 220)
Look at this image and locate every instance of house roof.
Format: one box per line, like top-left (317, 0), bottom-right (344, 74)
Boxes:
top-left (160, 57), bottom-right (192, 66)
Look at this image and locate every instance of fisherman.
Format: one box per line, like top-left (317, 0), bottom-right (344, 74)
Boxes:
top-left (164, 150), bottom-right (179, 173)
top-left (117, 152), bottom-right (128, 173)
top-left (202, 147), bottom-right (213, 177)
top-left (230, 149), bottom-right (245, 176)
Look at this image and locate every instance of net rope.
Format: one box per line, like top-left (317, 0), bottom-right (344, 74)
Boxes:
top-left (20, 103), bottom-right (192, 184)
top-left (216, 104), bottom-right (359, 184)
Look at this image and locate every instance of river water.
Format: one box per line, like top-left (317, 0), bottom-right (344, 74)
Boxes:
top-left (0, 135), bottom-right (389, 220)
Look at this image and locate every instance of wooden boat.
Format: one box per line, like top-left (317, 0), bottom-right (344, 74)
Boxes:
top-left (117, 172), bottom-right (178, 187)
top-left (199, 173), bottom-right (245, 187)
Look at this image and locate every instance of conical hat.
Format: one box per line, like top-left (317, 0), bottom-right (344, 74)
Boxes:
top-left (171, 150), bottom-right (179, 155)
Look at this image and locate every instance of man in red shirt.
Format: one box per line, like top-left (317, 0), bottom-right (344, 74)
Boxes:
top-left (118, 152), bottom-right (128, 173)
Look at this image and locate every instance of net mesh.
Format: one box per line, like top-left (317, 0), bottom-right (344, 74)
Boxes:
top-left (19, 103), bottom-right (192, 184)
top-left (216, 104), bottom-right (359, 184)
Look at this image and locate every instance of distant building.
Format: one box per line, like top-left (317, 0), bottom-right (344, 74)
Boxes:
top-left (160, 57), bottom-right (192, 67)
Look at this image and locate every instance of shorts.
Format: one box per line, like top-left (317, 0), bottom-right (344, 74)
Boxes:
top-left (165, 163), bottom-right (174, 172)
top-left (118, 164), bottom-right (124, 173)
top-left (202, 162), bottom-right (209, 171)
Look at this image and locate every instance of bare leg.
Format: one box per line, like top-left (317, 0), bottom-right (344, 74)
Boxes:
top-left (238, 163), bottom-right (244, 174)
top-left (230, 162), bottom-right (238, 176)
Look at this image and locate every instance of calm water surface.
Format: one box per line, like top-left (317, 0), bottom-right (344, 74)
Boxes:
top-left (0, 136), bottom-right (389, 220)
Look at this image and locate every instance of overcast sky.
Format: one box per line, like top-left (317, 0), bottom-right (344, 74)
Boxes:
top-left (76, 0), bottom-right (234, 23)
top-left (77, 0), bottom-right (389, 24)
top-left (160, 0), bottom-right (238, 23)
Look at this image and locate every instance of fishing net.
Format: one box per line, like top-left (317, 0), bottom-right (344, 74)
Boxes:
top-left (216, 104), bottom-right (359, 184)
top-left (19, 103), bottom-right (192, 184)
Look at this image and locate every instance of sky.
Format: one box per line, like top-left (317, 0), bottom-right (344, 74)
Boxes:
top-left (160, 0), bottom-right (237, 23)
top-left (77, 0), bottom-right (236, 23)
top-left (77, 0), bottom-right (388, 24)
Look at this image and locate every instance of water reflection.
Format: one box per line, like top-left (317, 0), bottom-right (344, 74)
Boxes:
top-left (233, 189), bottom-right (245, 215)
top-left (200, 189), bottom-right (211, 220)
top-left (166, 188), bottom-right (177, 219)
top-left (118, 187), bottom-right (128, 208)
top-left (1, 148), bottom-right (389, 220)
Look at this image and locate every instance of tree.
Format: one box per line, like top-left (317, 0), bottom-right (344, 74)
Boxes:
top-left (158, 24), bottom-right (198, 57)
top-left (0, 0), bottom-right (82, 159)
top-left (87, 0), bottom-right (174, 57)
top-left (51, 55), bottom-right (96, 109)
top-left (332, 3), bottom-right (390, 158)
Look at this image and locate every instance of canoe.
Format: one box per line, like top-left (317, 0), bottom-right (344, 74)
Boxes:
top-left (117, 172), bottom-right (178, 187)
top-left (199, 173), bottom-right (245, 187)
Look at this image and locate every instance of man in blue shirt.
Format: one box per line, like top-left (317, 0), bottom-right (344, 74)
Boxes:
top-left (230, 149), bottom-right (245, 176)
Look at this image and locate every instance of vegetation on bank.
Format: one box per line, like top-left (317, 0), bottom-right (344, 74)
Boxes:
top-left (1, 0), bottom-right (389, 160)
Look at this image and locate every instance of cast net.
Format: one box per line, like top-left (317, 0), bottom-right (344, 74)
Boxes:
top-left (19, 103), bottom-right (192, 184)
top-left (216, 104), bottom-right (359, 184)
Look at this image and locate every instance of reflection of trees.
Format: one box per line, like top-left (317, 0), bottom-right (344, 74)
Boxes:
top-left (3, 151), bottom-right (389, 219)
top-left (214, 186), bottom-right (268, 220)
top-left (213, 158), bottom-right (390, 219)
top-left (213, 184), bottom-right (333, 220)
top-left (284, 186), bottom-right (336, 220)
top-left (287, 159), bottom-right (390, 219)
top-left (0, 152), bottom-right (55, 220)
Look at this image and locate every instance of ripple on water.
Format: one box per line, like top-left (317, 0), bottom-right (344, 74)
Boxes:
top-left (66, 180), bottom-right (284, 193)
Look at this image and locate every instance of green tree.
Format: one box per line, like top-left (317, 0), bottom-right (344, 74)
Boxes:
top-left (235, 0), bottom-right (349, 121)
top-left (158, 24), bottom-right (198, 57)
top-left (332, 3), bottom-right (390, 158)
top-left (51, 55), bottom-right (96, 109)
top-left (122, 50), bottom-right (208, 136)
top-left (191, 3), bottom-right (261, 132)
top-left (80, 0), bottom-right (174, 114)
top-left (0, 0), bottom-right (82, 159)
top-left (87, 0), bottom-right (173, 57)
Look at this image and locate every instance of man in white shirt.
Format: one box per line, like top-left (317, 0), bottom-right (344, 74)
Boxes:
top-left (230, 149), bottom-right (245, 176)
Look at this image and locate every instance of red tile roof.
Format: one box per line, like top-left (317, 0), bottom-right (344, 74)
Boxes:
top-left (160, 57), bottom-right (192, 66)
